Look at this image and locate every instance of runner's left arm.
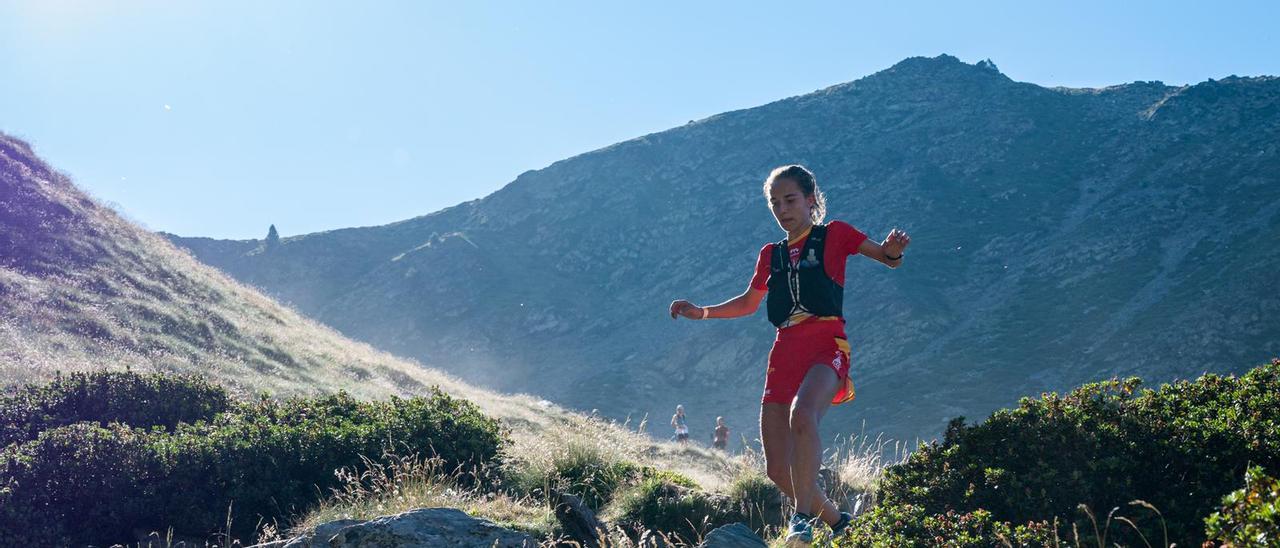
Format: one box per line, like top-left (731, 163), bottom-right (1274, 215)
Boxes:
top-left (858, 228), bottom-right (910, 268)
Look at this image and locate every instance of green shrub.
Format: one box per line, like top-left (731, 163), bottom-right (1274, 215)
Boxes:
top-left (0, 373), bottom-right (504, 546)
top-left (608, 477), bottom-right (738, 544)
top-left (835, 504), bottom-right (1056, 547)
top-left (638, 467), bottom-right (699, 489)
top-left (153, 390), bottom-right (505, 539)
top-left (0, 370), bottom-right (229, 448)
top-left (877, 360), bottom-right (1280, 545)
top-left (508, 443), bottom-right (640, 509)
top-left (725, 470), bottom-right (783, 533)
top-left (1205, 466), bottom-right (1280, 547)
top-left (0, 423), bottom-right (159, 546)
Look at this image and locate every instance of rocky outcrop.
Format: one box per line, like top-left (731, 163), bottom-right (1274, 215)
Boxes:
top-left (554, 493), bottom-right (606, 548)
top-left (637, 529), bottom-right (673, 548)
top-left (267, 519), bottom-right (360, 547)
top-left (275, 508), bottom-right (534, 548)
top-left (698, 523), bottom-right (766, 547)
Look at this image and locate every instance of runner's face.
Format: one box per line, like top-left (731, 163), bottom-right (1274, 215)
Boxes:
top-left (768, 179), bottom-right (814, 233)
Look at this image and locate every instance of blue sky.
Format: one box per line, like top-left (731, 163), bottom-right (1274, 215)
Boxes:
top-left (2, 1), bottom-right (1276, 239)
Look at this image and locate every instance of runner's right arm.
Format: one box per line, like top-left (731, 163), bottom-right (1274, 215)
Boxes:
top-left (669, 287), bottom-right (765, 320)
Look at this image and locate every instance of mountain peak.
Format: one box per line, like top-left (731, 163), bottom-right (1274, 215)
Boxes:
top-left (884, 54), bottom-right (1004, 77)
top-left (830, 54), bottom-right (1015, 96)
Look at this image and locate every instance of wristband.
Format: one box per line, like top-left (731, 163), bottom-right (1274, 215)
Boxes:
top-left (886, 253), bottom-right (903, 261)
top-left (700, 307), bottom-right (709, 320)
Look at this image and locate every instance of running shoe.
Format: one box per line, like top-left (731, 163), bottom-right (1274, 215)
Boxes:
top-left (784, 513), bottom-right (814, 546)
top-left (829, 511), bottom-right (855, 537)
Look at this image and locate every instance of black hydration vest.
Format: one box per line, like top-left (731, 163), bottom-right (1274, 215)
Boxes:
top-left (766, 224), bottom-right (844, 327)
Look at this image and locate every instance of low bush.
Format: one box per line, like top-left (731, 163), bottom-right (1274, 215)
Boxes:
top-left (873, 360), bottom-right (1280, 545)
top-left (835, 504), bottom-right (1056, 547)
top-left (507, 443), bottom-right (640, 509)
top-left (0, 423), bottom-right (158, 546)
top-left (607, 476), bottom-right (739, 544)
top-left (0, 370), bottom-right (229, 448)
top-left (155, 390), bottom-right (505, 538)
top-left (1205, 466), bottom-right (1280, 547)
top-left (0, 372), bottom-right (504, 546)
top-left (725, 470), bottom-right (783, 533)
top-left (637, 466), bottom-right (699, 490)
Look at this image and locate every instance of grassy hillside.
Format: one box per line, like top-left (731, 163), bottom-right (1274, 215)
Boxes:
top-left (0, 132), bottom-right (737, 493)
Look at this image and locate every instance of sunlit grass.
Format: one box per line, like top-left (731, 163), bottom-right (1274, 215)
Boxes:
top-left (290, 452), bottom-right (556, 541)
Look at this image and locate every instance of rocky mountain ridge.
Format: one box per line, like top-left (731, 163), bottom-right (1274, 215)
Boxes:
top-left (168, 55), bottom-right (1280, 441)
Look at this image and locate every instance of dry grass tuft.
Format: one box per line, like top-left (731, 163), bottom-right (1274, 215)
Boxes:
top-left (288, 452), bottom-right (555, 541)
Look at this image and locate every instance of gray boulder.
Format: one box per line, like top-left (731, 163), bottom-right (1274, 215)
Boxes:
top-left (272, 508), bottom-right (534, 547)
top-left (272, 519), bottom-right (361, 548)
top-left (698, 523), bottom-right (766, 548)
top-left (637, 529), bottom-right (672, 547)
top-left (554, 493), bottom-right (605, 548)
top-left (329, 508), bottom-right (534, 547)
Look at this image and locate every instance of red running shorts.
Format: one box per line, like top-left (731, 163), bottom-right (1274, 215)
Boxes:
top-left (762, 319), bottom-right (855, 406)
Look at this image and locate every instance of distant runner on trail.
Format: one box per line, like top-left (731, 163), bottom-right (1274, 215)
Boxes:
top-left (668, 165), bottom-right (910, 546)
top-left (671, 404), bottom-right (690, 443)
top-left (712, 416), bottom-right (729, 451)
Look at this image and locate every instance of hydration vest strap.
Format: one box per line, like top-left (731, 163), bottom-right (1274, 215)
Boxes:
top-left (810, 224), bottom-right (826, 244)
top-left (772, 237), bottom-right (788, 273)
top-left (808, 226), bottom-right (828, 267)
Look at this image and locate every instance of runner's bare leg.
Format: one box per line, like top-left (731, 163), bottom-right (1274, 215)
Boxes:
top-left (788, 364), bottom-right (839, 520)
top-left (761, 402), bottom-right (839, 524)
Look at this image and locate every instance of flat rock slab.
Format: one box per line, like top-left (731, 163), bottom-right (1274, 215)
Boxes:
top-left (698, 523), bottom-right (766, 548)
top-left (554, 493), bottom-right (605, 548)
top-left (277, 508), bottom-right (535, 548)
top-left (277, 519), bottom-right (362, 548)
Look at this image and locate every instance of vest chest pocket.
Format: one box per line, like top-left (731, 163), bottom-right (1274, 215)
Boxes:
top-left (797, 248), bottom-right (821, 269)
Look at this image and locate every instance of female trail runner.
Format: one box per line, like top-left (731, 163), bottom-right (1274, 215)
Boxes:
top-left (668, 165), bottom-right (909, 545)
